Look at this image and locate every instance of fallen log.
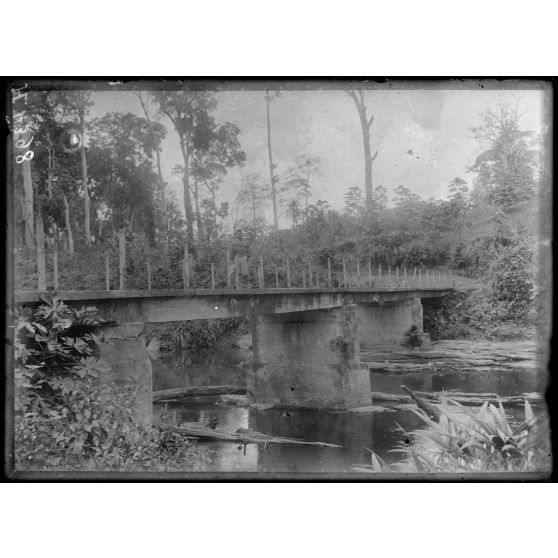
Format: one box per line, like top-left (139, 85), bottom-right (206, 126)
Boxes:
top-left (371, 392), bottom-right (411, 403)
top-left (153, 385), bottom-right (246, 403)
top-left (216, 394), bottom-right (251, 407)
top-left (171, 424), bottom-right (341, 448)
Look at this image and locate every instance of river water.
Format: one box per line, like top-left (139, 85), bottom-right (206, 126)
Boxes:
top-left (150, 338), bottom-right (549, 473)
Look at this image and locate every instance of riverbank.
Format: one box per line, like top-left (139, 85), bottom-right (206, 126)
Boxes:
top-left (422, 288), bottom-right (547, 342)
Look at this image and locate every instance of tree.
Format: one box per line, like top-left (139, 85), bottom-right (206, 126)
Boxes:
top-left (281, 155), bottom-right (322, 223)
top-left (344, 185), bottom-right (365, 217)
top-left (87, 112), bottom-right (163, 243)
top-left (136, 92), bottom-right (168, 240)
top-left (191, 121), bottom-right (245, 239)
top-left (468, 104), bottom-right (539, 211)
top-left (446, 177), bottom-right (470, 217)
top-left (60, 91), bottom-right (94, 244)
top-left (347, 89), bottom-right (378, 208)
top-left (153, 90), bottom-right (217, 241)
top-left (237, 173), bottom-right (269, 234)
top-left (21, 90), bottom-right (87, 252)
top-left (372, 185), bottom-right (389, 211)
top-left (393, 185), bottom-right (422, 207)
top-left (265, 90), bottom-right (281, 230)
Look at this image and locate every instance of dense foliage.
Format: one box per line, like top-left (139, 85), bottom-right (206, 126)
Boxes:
top-left (14, 296), bottom-right (208, 472)
top-left (354, 398), bottom-right (551, 474)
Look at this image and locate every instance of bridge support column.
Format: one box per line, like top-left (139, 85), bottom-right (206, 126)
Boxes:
top-left (249, 305), bottom-right (371, 410)
top-left (357, 297), bottom-right (429, 350)
top-left (96, 322), bottom-right (153, 426)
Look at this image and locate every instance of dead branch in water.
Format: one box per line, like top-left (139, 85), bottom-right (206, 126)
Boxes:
top-left (171, 424), bottom-right (341, 448)
top-left (153, 385), bottom-right (246, 403)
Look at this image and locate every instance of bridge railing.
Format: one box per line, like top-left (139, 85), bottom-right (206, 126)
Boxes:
top-left (14, 241), bottom-right (477, 293)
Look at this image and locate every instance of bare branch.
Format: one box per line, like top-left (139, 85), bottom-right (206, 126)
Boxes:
top-left (371, 149), bottom-right (379, 163)
top-left (346, 90), bottom-right (359, 107)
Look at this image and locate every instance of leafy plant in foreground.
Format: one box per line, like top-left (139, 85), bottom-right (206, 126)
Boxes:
top-left (14, 295), bottom-right (209, 472)
top-left (353, 398), bottom-right (551, 474)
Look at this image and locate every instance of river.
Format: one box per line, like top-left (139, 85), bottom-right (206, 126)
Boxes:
top-left (150, 337), bottom-right (549, 473)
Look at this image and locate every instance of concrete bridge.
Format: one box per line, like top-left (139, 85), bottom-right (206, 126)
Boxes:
top-left (14, 286), bottom-right (455, 420)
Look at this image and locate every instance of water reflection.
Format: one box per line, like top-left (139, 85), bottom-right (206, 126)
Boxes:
top-left (153, 345), bottom-right (247, 391)
top-left (150, 340), bottom-right (546, 473)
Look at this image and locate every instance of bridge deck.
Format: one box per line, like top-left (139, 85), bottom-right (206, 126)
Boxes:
top-left (13, 287), bottom-right (455, 323)
top-left (14, 286), bottom-right (455, 304)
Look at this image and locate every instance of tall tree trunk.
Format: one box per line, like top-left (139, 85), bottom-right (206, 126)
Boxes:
top-left (179, 139), bottom-right (194, 242)
top-left (347, 90), bottom-right (378, 209)
top-left (193, 178), bottom-right (202, 241)
top-left (265, 91), bottom-right (279, 231)
top-left (137, 92), bottom-right (167, 241)
top-left (79, 110), bottom-right (91, 244)
top-left (46, 134), bottom-right (56, 247)
top-left (62, 193), bottom-right (74, 253)
top-left (47, 135), bottom-right (53, 199)
top-left (212, 190), bottom-right (217, 233)
top-left (22, 156), bottom-right (35, 248)
top-left (155, 146), bottom-right (168, 241)
top-left (252, 191), bottom-right (257, 232)
top-left (129, 207), bottom-right (135, 231)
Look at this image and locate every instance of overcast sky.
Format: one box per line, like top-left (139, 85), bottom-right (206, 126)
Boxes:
top-left (89, 84), bottom-right (550, 225)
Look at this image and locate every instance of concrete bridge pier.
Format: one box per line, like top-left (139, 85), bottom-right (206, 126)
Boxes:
top-left (249, 305), bottom-right (371, 410)
top-left (357, 297), bottom-right (429, 350)
top-left (96, 322), bottom-right (153, 426)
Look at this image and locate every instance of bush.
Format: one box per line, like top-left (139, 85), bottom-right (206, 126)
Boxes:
top-left (354, 398), bottom-right (551, 474)
top-left (14, 295), bottom-right (208, 473)
top-left (160, 317), bottom-right (247, 351)
top-left (15, 368), bottom-right (209, 472)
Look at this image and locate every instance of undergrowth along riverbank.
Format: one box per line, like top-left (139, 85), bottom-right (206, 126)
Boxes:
top-left (13, 295), bottom-right (210, 473)
top-left (145, 316), bottom-right (249, 353)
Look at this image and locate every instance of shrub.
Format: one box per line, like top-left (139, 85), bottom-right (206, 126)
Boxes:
top-left (14, 295), bottom-right (208, 473)
top-left (353, 398), bottom-right (551, 474)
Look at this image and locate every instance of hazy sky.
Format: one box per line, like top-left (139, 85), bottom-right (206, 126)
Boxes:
top-left (89, 84), bottom-right (550, 225)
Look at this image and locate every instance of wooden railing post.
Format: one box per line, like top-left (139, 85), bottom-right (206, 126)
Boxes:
top-left (404, 265), bottom-right (407, 284)
top-left (53, 248), bottom-right (59, 291)
top-left (368, 260), bottom-right (372, 288)
top-left (378, 264), bottom-right (382, 285)
top-left (211, 262), bottom-right (215, 290)
top-left (147, 259), bottom-right (152, 290)
top-left (302, 269), bottom-right (306, 288)
top-left (286, 257), bottom-right (291, 288)
top-left (119, 228), bottom-right (126, 290)
top-left (275, 267), bottom-right (279, 288)
top-left (419, 269), bottom-right (422, 286)
top-left (308, 260), bottom-right (312, 288)
top-left (235, 266), bottom-right (239, 289)
top-left (105, 252), bottom-right (110, 290)
top-left (343, 257), bottom-right (347, 288)
top-left (36, 215), bottom-right (46, 291)
top-left (316, 270), bottom-right (319, 288)
top-left (426, 269), bottom-right (429, 286)
top-left (328, 258), bottom-right (332, 288)
top-left (259, 256), bottom-right (264, 289)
